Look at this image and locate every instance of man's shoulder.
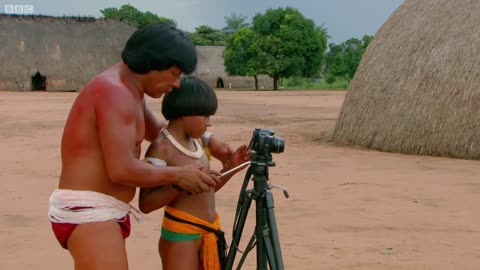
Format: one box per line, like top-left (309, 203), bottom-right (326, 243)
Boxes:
top-left (86, 79), bottom-right (137, 117)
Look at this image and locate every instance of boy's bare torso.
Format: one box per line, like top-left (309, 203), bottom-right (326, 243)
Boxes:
top-left (153, 133), bottom-right (216, 222)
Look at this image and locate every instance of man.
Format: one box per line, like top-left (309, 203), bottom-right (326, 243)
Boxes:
top-left (48, 23), bottom-right (232, 269)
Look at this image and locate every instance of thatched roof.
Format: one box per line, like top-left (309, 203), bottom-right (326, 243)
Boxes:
top-left (0, 15), bottom-right (271, 91)
top-left (0, 14), bottom-right (136, 91)
top-left (331, 0), bottom-right (480, 160)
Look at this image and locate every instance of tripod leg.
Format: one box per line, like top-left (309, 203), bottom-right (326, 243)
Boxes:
top-left (225, 191), bottom-right (253, 270)
top-left (260, 227), bottom-right (278, 270)
top-left (265, 192), bottom-right (285, 270)
top-left (256, 194), bottom-right (268, 270)
top-left (236, 233), bottom-right (257, 270)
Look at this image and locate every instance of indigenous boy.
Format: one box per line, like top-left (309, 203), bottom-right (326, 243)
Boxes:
top-left (139, 76), bottom-right (250, 270)
top-left (48, 23), bottom-right (234, 270)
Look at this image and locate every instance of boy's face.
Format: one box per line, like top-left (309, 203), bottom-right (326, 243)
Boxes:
top-left (182, 115), bottom-right (211, 139)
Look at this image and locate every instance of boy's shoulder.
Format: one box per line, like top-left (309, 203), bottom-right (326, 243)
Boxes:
top-left (146, 133), bottom-right (173, 161)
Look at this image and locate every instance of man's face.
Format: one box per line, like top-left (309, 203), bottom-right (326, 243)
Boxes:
top-left (144, 66), bottom-right (182, 98)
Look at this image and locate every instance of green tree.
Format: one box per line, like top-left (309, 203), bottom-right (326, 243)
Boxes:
top-left (325, 34), bottom-right (373, 84)
top-left (224, 28), bottom-right (262, 89)
top-left (100, 4), bottom-right (176, 28)
top-left (189, 25), bottom-right (228, 46)
top-left (222, 13), bottom-right (250, 34)
top-left (252, 7), bottom-right (328, 89)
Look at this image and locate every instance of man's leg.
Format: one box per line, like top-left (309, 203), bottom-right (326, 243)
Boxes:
top-left (67, 221), bottom-right (128, 270)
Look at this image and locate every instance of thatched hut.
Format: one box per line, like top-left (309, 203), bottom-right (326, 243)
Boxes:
top-left (0, 15), bottom-right (136, 91)
top-left (0, 15), bottom-right (272, 91)
top-left (331, 0), bottom-right (480, 160)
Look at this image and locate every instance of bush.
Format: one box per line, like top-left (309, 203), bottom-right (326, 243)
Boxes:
top-left (326, 75), bottom-right (336, 85)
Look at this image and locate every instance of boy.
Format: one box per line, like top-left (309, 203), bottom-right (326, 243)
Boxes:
top-left (139, 76), bottom-right (250, 270)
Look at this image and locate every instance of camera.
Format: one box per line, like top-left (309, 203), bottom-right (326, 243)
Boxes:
top-left (248, 128), bottom-right (285, 155)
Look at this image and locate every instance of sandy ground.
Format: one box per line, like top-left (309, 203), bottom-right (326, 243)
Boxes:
top-left (1, 90), bottom-right (480, 270)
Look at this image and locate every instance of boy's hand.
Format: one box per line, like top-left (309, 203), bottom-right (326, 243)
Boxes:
top-left (224, 145), bottom-right (250, 170)
top-left (209, 136), bottom-right (235, 166)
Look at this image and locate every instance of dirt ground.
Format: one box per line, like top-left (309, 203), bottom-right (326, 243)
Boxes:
top-left (1, 90), bottom-right (480, 270)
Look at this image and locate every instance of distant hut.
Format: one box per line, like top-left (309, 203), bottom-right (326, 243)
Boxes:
top-left (332, 0), bottom-right (480, 160)
top-left (0, 16), bottom-right (271, 91)
top-left (194, 46), bottom-right (273, 89)
top-left (0, 15), bottom-right (135, 91)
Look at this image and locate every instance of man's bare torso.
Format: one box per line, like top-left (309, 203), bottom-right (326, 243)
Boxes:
top-left (59, 63), bottom-right (144, 203)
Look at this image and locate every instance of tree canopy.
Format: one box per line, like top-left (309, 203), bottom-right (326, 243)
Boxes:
top-left (225, 7), bottom-right (328, 90)
top-left (224, 28), bottom-right (263, 89)
top-left (100, 4), bottom-right (176, 28)
top-left (189, 25), bottom-right (228, 46)
top-left (325, 35), bottom-right (373, 84)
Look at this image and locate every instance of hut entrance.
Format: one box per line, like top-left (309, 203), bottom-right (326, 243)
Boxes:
top-left (31, 71), bottom-right (46, 91)
top-left (216, 77), bottom-right (224, 88)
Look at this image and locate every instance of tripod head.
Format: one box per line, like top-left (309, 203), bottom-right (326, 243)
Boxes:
top-left (245, 128), bottom-right (287, 197)
top-left (248, 128), bottom-right (285, 168)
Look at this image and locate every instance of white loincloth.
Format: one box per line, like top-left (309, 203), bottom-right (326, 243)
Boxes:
top-left (48, 189), bottom-right (143, 224)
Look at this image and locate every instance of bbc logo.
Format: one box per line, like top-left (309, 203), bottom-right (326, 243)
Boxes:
top-left (4, 4), bottom-right (34, 14)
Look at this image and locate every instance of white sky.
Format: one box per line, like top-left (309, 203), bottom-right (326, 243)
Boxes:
top-left (0, 0), bottom-right (404, 44)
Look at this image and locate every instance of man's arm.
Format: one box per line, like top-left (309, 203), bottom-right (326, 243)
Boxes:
top-left (94, 87), bottom-right (215, 191)
top-left (139, 186), bottom-right (181, 213)
top-left (143, 101), bottom-right (167, 142)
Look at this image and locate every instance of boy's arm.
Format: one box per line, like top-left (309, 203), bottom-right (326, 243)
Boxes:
top-left (206, 134), bottom-right (235, 167)
top-left (214, 145), bottom-right (250, 192)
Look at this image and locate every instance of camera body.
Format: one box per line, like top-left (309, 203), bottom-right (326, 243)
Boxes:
top-left (248, 128), bottom-right (285, 159)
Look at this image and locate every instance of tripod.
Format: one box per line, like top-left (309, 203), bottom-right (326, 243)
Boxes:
top-left (225, 158), bottom-right (289, 270)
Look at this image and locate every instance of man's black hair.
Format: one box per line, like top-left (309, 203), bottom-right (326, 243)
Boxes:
top-left (121, 23), bottom-right (197, 74)
top-left (162, 76), bottom-right (217, 120)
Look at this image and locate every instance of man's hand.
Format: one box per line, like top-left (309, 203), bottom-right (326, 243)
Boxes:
top-left (176, 165), bottom-right (219, 194)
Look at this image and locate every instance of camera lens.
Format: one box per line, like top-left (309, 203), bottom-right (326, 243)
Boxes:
top-left (270, 137), bottom-right (285, 153)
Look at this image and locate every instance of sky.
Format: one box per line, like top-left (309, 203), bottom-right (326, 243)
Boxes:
top-left (1, 0), bottom-right (404, 44)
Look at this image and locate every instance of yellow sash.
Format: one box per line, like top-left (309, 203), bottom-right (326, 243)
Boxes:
top-left (163, 206), bottom-right (222, 270)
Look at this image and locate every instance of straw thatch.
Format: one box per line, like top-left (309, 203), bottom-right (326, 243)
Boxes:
top-left (331, 0), bottom-right (480, 160)
top-left (194, 46), bottom-right (273, 89)
top-left (0, 14), bottom-right (136, 91)
top-left (0, 15), bottom-right (272, 91)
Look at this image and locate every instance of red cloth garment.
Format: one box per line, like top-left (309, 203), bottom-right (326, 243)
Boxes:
top-left (50, 209), bottom-right (131, 249)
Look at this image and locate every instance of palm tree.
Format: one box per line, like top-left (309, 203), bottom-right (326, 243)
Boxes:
top-left (222, 13), bottom-right (250, 34)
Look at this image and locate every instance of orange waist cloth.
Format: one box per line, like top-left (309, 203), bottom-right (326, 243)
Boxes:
top-left (162, 206), bottom-right (223, 270)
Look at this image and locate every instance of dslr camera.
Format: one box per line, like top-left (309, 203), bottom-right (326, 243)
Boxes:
top-left (248, 128), bottom-right (285, 160)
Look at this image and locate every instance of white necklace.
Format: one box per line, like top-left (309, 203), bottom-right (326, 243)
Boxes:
top-left (161, 128), bottom-right (203, 159)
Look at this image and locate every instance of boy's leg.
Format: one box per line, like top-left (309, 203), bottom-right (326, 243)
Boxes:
top-left (159, 237), bottom-right (203, 270)
top-left (67, 221), bottom-right (128, 270)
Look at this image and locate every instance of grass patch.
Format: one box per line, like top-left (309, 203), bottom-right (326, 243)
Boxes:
top-left (281, 76), bottom-right (349, 90)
